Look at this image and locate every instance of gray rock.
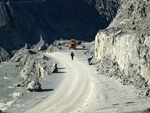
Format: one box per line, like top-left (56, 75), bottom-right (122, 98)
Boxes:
top-left (43, 55), bottom-right (49, 61)
top-left (57, 46), bottom-right (62, 49)
top-left (51, 63), bottom-right (58, 73)
top-left (27, 80), bottom-right (42, 92)
top-left (0, 47), bottom-right (10, 62)
top-left (15, 83), bottom-right (23, 87)
top-left (82, 45), bottom-right (85, 48)
top-left (145, 89), bottom-right (150, 96)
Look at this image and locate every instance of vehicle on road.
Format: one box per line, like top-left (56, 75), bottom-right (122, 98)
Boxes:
top-left (69, 39), bottom-right (78, 50)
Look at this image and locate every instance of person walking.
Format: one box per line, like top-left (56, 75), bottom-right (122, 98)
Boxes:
top-left (88, 56), bottom-right (93, 65)
top-left (71, 52), bottom-right (74, 60)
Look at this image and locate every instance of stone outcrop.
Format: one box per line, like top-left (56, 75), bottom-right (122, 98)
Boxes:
top-left (19, 53), bottom-right (48, 82)
top-left (95, 0), bottom-right (150, 93)
top-left (10, 47), bottom-right (48, 85)
top-left (0, 47), bottom-right (10, 62)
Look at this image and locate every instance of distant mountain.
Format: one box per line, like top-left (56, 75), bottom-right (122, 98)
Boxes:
top-left (0, 0), bottom-right (119, 62)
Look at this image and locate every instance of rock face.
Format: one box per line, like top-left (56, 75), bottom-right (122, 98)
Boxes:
top-left (0, 47), bottom-right (10, 62)
top-left (0, 0), bottom-right (119, 62)
top-left (95, 0), bottom-right (150, 89)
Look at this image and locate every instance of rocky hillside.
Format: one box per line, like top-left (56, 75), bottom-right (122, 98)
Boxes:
top-left (0, 0), bottom-right (119, 62)
top-left (95, 0), bottom-right (150, 94)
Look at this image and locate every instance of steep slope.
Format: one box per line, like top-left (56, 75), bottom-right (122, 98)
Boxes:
top-left (95, 0), bottom-right (150, 95)
top-left (0, 0), bottom-right (119, 62)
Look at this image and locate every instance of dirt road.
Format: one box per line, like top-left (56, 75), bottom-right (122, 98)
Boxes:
top-left (24, 50), bottom-right (150, 113)
top-left (24, 51), bottom-right (91, 113)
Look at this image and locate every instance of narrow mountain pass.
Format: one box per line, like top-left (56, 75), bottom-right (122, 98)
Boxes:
top-left (24, 51), bottom-right (91, 113)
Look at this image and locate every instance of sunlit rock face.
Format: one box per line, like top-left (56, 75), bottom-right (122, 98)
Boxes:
top-left (95, 0), bottom-right (150, 88)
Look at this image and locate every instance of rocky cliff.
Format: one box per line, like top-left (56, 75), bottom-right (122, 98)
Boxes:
top-left (95, 0), bottom-right (150, 93)
top-left (0, 0), bottom-right (119, 62)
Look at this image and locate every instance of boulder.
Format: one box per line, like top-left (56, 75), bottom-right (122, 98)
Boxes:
top-left (27, 80), bottom-right (42, 92)
top-left (57, 46), bottom-right (62, 49)
top-left (15, 83), bottom-right (23, 87)
top-left (145, 89), bottom-right (150, 96)
top-left (43, 55), bottom-right (49, 61)
top-left (51, 63), bottom-right (58, 73)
